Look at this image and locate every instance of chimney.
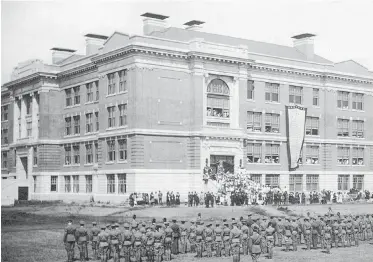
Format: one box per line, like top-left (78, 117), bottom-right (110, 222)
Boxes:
top-left (141, 12), bottom-right (169, 36)
top-left (292, 33), bottom-right (316, 60)
top-left (85, 33), bottom-right (109, 55)
top-left (50, 48), bottom-right (76, 64)
top-left (184, 20), bottom-right (205, 31)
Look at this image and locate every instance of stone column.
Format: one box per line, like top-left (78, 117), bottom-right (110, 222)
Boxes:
top-left (32, 92), bottom-right (39, 139)
top-left (13, 97), bottom-right (20, 140)
top-left (20, 96), bottom-right (26, 138)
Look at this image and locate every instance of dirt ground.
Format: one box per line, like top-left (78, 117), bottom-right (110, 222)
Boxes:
top-left (2, 203), bottom-right (373, 262)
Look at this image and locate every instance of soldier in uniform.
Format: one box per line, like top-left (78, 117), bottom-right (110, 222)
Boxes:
top-left (146, 224), bottom-right (155, 262)
top-left (303, 217), bottom-right (312, 250)
top-left (195, 221), bottom-right (205, 258)
top-left (339, 218), bottom-right (346, 248)
top-left (223, 221), bottom-right (231, 257)
top-left (205, 222), bottom-right (214, 257)
top-left (283, 217), bottom-right (292, 252)
top-left (90, 221), bottom-right (100, 260)
top-left (170, 219), bottom-right (180, 255)
top-left (105, 223), bottom-right (112, 259)
top-left (269, 216), bottom-right (277, 246)
top-left (290, 218), bottom-right (299, 251)
top-left (276, 218), bottom-right (284, 247)
top-left (249, 216), bottom-right (260, 254)
top-left (240, 220), bottom-right (249, 255)
top-left (63, 219), bottom-right (76, 262)
top-left (140, 222), bottom-right (148, 262)
top-left (109, 223), bottom-right (121, 262)
top-left (366, 215), bottom-right (372, 241)
top-left (230, 220), bottom-right (242, 262)
top-left (311, 216), bottom-right (320, 249)
top-left (189, 220), bottom-right (197, 253)
top-left (353, 216), bottom-right (360, 246)
top-left (213, 221), bottom-right (223, 257)
top-left (259, 217), bottom-right (268, 254)
top-left (248, 221), bottom-right (262, 262)
top-left (265, 221), bottom-right (275, 259)
top-left (324, 218), bottom-right (332, 254)
top-left (132, 223), bottom-right (143, 262)
top-left (179, 220), bottom-right (188, 254)
top-left (122, 223), bottom-right (133, 262)
top-left (75, 220), bottom-right (89, 262)
top-left (164, 222), bottom-right (173, 261)
top-left (359, 215), bottom-right (366, 241)
top-left (154, 224), bottom-right (164, 262)
top-left (332, 218), bottom-right (339, 248)
top-left (346, 218), bottom-right (353, 247)
top-left (98, 225), bottom-right (110, 262)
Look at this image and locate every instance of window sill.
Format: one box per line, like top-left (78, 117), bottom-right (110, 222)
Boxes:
top-left (337, 107), bottom-right (350, 111)
top-left (303, 164), bottom-right (321, 166)
top-left (247, 163), bottom-right (264, 165)
top-left (65, 105), bottom-right (81, 109)
top-left (64, 134), bottom-right (81, 138)
top-left (1, 120), bottom-right (9, 123)
top-left (312, 105), bottom-right (320, 108)
top-left (351, 137), bottom-right (365, 139)
top-left (305, 135), bottom-right (320, 137)
top-left (246, 130), bottom-right (262, 134)
top-left (118, 90), bottom-right (128, 95)
top-left (337, 165), bottom-right (351, 167)
top-left (265, 101), bottom-right (280, 105)
top-left (85, 132), bottom-right (99, 136)
top-left (246, 99), bottom-right (255, 102)
top-left (263, 163), bottom-right (281, 165)
top-left (63, 164), bottom-right (80, 167)
top-left (351, 165), bottom-right (365, 167)
top-left (84, 164), bottom-right (94, 166)
top-left (337, 136), bottom-right (351, 139)
top-left (106, 94), bottom-right (117, 98)
top-left (106, 127), bottom-right (117, 131)
top-left (85, 101), bottom-right (98, 105)
top-left (206, 116), bottom-right (230, 122)
top-left (351, 109), bottom-right (365, 113)
top-left (105, 161), bottom-right (115, 165)
top-left (118, 160), bottom-right (128, 164)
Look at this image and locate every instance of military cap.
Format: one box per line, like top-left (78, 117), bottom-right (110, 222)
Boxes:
top-left (278, 217), bottom-right (282, 221)
top-left (200, 221), bottom-right (204, 225)
top-left (115, 223), bottom-right (119, 227)
top-left (181, 220), bottom-right (186, 224)
top-left (270, 216), bottom-right (275, 219)
top-left (292, 217), bottom-right (297, 221)
top-left (304, 217), bottom-right (309, 221)
top-left (240, 216), bottom-right (244, 221)
top-left (263, 217), bottom-right (268, 220)
top-left (111, 224), bottom-right (116, 228)
top-left (232, 220), bottom-right (237, 225)
top-left (252, 216), bottom-right (259, 221)
top-left (247, 214), bottom-right (252, 217)
top-left (223, 219), bottom-right (227, 222)
top-left (198, 213), bottom-right (201, 216)
top-left (207, 223), bottom-right (212, 227)
top-left (80, 220), bottom-right (85, 225)
top-left (191, 220), bottom-right (196, 224)
top-left (163, 218), bottom-right (167, 222)
top-left (172, 219), bottom-right (177, 223)
top-left (124, 223), bottom-right (130, 228)
top-left (101, 225), bottom-right (106, 229)
top-left (216, 221), bottom-right (220, 225)
top-left (133, 214), bottom-right (137, 219)
top-left (106, 223), bottom-right (111, 228)
top-left (92, 221), bottom-right (97, 225)
top-left (164, 222), bottom-right (169, 225)
top-left (231, 218), bottom-right (236, 221)
top-left (67, 219), bottom-right (73, 223)
top-left (142, 222), bottom-right (146, 226)
top-left (152, 218), bottom-right (156, 223)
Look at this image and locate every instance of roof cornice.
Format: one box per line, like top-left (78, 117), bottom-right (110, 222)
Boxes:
top-left (58, 62), bottom-right (97, 79)
top-left (2, 72), bottom-right (57, 89)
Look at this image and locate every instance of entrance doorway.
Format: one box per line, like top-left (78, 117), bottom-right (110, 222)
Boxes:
top-left (210, 155), bottom-right (234, 177)
top-left (18, 187), bottom-right (29, 200)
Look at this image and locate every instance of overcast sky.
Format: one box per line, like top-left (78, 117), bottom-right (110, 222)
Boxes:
top-left (2, 0), bottom-right (373, 84)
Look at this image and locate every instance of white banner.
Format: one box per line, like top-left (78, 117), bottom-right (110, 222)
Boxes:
top-left (286, 105), bottom-right (307, 170)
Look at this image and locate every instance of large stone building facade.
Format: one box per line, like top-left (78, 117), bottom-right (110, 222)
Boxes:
top-left (2, 14), bottom-right (373, 203)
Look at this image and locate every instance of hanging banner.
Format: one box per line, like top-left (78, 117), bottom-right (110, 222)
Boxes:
top-left (286, 105), bottom-right (307, 170)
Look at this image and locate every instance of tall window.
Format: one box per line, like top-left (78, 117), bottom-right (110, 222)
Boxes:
top-left (64, 176), bottom-right (71, 192)
top-left (118, 139), bottom-right (127, 161)
top-left (265, 82), bottom-right (279, 102)
top-left (73, 116), bottom-right (80, 135)
top-left (107, 73), bottom-right (116, 95)
top-left (86, 113), bottom-right (93, 133)
top-left (119, 104), bottom-right (127, 126)
top-left (51, 176), bottom-right (58, 192)
top-left (337, 118), bottom-right (349, 137)
top-left (353, 175), bottom-right (364, 190)
top-left (337, 91), bottom-right (349, 109)
top-left (118, 174), bottom-right (127, 194)
top-left (247, 111), bottom-right (262, 132)
top-left (95, 142), bottom-right (99, 163)
top-left (313, 88), bottom-right (319, 106)
top-left (352, 147), bottom-right (364, 165)
top-left (206, 79), bottom-right (230, 118)
top-left (119, 70), bottom-right (127, 92)
top-left (96, 81), bottom-right (99, 101)
top-left (27, 121), bottom-right (32, 137)
top-left (25, 96), bottom-right (32, 115)
top-left (86, 82), bottom-right (94, 102)
top-left (73, 175), bottom-right (79, 193)
top-left (305, 145), bottom-right (319, 164)
top-left (352, 93), bottom-right (364, 110)
top-left (247, 143), bottom-right (262, 163)
top-left (85, 175), bottom-right (92, 193)
top-left (107, 174), bottom-right (115, 193)
top-left (289, 174), bottom-right (303, 192)
top-left (65, 117), bottom-right (72, 135)
top-left (352, 120), bottom-right (364, 138)
top-left (265, 113), bottom-right (280, 133)
top-left (1, 129), bottom-right (8, 145)
top-left (73, 145), bottom-right (80, 165)
top-left (107, 106), bottom-right (115, 128)
top-left (306, 174), bottom-right (319, 191)
top-left (250, 174), bottom-right (262, 185)
top-left (86, 143), bottom-right (93, 164)
top-left (289, 86), bottom-right (303, 104)
top-left (73, 86), bottom-right (80, 105)
top-left (337, 146), bottom-right (350, 165)
top-left (33, 176), bottom-right (37, 192)
top-left (1, 105), bottom-right (9, 121)
top-left (1, 151), bottom-right (7, 169)
top-left (33, 147), bottom-right (37, 166)
top-left (338, 175), bottom-right (350, 191)
top-left (64, 145), bottom-right (71, 165)
top-left (265, 174), bottom-right (280, 188)
top-left (265, 144), bottom-right (280, 164)
top-left (66, 89), bottom-right (72, 106)
top-left (107, 139), bottom-right (116, 162)
top-left (306, 117), bottom-right (319, 135)
top-left (95, 112), bottom-right (99, 131)
top-left (247, 80), bottom-right (254, 100)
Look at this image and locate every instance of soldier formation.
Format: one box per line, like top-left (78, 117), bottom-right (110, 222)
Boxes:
top-left (64, 212), bottom-right (373, 262)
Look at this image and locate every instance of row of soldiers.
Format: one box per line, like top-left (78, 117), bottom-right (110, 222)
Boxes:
top-left (63, 213), bottom-right (373, 262)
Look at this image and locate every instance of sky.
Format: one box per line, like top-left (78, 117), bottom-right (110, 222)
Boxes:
top-left (1, 0), bottom-right (373, 84)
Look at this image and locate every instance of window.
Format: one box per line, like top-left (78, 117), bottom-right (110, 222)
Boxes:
top-left (65, 117), bottom-right (72, 135)
top-left (107, 174), bottom-right (115, 193)
top-left (289, 174), bottom-right (303, 192)
top-left (25, 96), bottom-right (32, 115)
top-left (338, 175), bottom-right (350, 191)
top-left (85, 143), bottom-right (93, 164)
top-left (289, 86), bottom-right (303, 104)
top-left (337, 91), bottom-right (349, 109)
top-left (119, 70), bottom-right (127, 92)
top-left (118, 139), bottom-right (127, 161)
top-left (337, 146), bottom-right (350, 165)
top-left (306, 117), bottom-right (319, 136)
top-left (352, 120), bottom-right (364, 138)
top-left (95, 81), bottom-right (99, 101)
top-left (265, 113), bottom-right (280, 133)
top-left (66, 89), bottom-right (72, 106)
top-left (353, 175), bottom-right (364, 190)
top-left (247, 111), bottom-right (262, 132)
top-left (95, 142), bottom-right (99, 163)
top-left (86, 113), bottom-right (93, 133)
top-left (73, 175), bottom-right (79, 193)
top-left (86, 82), bottom-right (94, 102)
top-left (119, 104), bottom-right (127, 126)
top-left (247, 143), bottom-right (262, 163)
top-left (33, 147), bottom-right (37, 166)
top-left (107, 106), bottom-right (115, 128)
top-left (313, 88), bottom-right (319, 106)
top-left (265, 144), bottom-right (280, 164)
top-left (51, 176), bottom-right (58, 192)
top-left (1, 105), bottom-right (9, 121)
top-left (305, 145), bottom-right (319, 164)
top-left (1, 151), bottom-right (7, 169)
top-left (337, 118), bottom-right (349, 137)
top-left (306, 174), bottom-right (319, 191)
top-left (1, 129), bottom-right (8, 145)
top-left (85, 175), bottom-right (92, 193)
top-left (206, 79), bottom-right (230, 118)
top-left (247, 80), bottom-right (254, 100)
top-left (73, 86), bottom-right (80, 105)
top-left (64, 176), bottom-right (71, 192)
top-left (27, 121), bottom-right (32, 137)
top-left (250, 174), bottom-right (262, 185)
top-left (298, 148), bottom-right (303, 165)
top-left (107, 73), bottom-right (116, 95)
top-left (265, 82), bottom-right (279, 102)
top-left (265, 174), bottom-right (280, 188)
top-left (352, 93), bottom-right (363, 110)
top-left (352, 147), bottom-right (364, 165)
top-left (33, 176), bottom-right (37, 192)
top-left (107, 139), bottom-right (116, 162)
top-left (73, 145), bottom-right (80, 165)
top-left (64, 145), bottom-right (71, 165)
top-left (73, 116), bottom-right (80, 135)
top-left (118, 174), bottom-right (127, 194)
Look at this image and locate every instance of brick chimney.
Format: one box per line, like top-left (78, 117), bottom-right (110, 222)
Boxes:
top-left (50, 48), bottom-right (76, 64)
top-left (141, 12), bottom-right (169, 36)
top-left (184, 20), bottom-right (205, 31)
top-left (85, 34), bottom-right (108, 56)
top-left (292, 33), bottom-right (316, 60)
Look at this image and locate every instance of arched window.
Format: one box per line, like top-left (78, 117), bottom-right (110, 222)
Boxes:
top-left (206, 79), bottom-right (230, 118)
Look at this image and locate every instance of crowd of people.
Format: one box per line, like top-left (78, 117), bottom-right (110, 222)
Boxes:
top-left (63, 210), bottom-right (373, 262)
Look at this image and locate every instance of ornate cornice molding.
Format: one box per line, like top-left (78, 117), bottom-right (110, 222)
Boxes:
top-left (3, 73), bottom-right (57, 90)
top-left (58, 63), bottom-right (97, 79)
